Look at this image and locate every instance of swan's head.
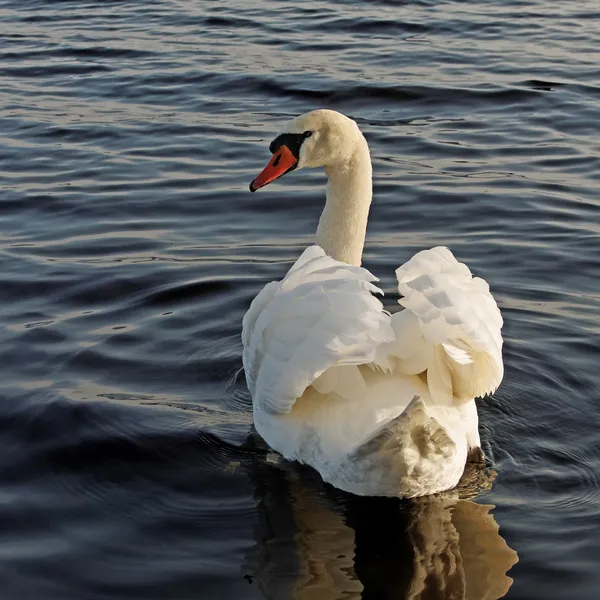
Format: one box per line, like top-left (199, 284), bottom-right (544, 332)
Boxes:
top-left (249, 109), bottom-right (365, 192)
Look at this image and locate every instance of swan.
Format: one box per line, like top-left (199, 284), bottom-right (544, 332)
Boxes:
top-left (242, 109), bottom-right (503, 497)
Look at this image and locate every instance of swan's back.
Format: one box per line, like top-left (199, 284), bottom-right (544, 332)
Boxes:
top-left (242, 245), bottom-right (503, 497)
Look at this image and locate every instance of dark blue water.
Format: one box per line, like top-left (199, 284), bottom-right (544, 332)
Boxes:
top-left (1, 1), bottom-right (600, 598)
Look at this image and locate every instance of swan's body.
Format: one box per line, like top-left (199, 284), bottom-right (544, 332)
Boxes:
top-left (243, 110), bottom-right (503, 497)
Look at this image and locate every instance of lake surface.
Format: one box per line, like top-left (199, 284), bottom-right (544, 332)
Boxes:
top-left (1, 0), bottom-right (599, 598)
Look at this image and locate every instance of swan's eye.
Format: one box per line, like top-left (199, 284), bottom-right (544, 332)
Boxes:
top-left (269, 132), bottom-right (310, 158)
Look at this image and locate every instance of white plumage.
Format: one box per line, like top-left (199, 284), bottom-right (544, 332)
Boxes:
top-left (387, 246), bottom-right (503, 406)
top-left (243, 110), bottom-right (504, 497)
top-left (243, 246), bottom-right (393, 414)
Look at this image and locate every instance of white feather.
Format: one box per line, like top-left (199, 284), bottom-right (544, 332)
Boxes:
top-left (242, 246), bottom-right (393, 416)
top-left (243, 244), bottom-right (503, 497)
top-left (392, 246), bottom-right (504, 403)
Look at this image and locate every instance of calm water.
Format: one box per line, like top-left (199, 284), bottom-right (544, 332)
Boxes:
top-left (1, 1), bottom-right (599, 598)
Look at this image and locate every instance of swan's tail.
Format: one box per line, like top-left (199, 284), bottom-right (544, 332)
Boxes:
top-left (347, 395), bottom-right (460, 497)
top-left (379, 247), bottom-right (503, 405)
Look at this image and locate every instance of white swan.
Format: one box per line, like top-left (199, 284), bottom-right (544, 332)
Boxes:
top-left (242, 110), bottom-right (503, 497)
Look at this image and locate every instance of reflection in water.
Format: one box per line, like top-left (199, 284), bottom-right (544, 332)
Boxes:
top-left (244, 447), bottom-right (517, 600)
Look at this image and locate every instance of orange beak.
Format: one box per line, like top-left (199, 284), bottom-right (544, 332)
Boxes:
top-left (249, 145), bottom-right (298, 192)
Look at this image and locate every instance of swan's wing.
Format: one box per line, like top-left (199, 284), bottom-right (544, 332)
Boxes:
top-left (385, 247), bottom-right (503, 405)
top-left (242, 246), bottom-right (394, 415)
top-left (348, 396), bottom-right (460, 497)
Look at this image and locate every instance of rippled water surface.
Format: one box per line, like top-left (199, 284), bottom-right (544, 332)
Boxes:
top-left (1, 1), bottom-right (600, 598)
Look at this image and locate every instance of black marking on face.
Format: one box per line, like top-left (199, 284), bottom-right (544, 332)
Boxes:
top-left (269, 132), bottom-right (312, 158)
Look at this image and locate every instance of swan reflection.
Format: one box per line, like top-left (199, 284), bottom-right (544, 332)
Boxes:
top-left (245, 453), bottom-right (517, 600)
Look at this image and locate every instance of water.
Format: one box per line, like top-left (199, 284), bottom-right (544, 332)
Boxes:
top-left (1, 0), bottom-right (599, 598)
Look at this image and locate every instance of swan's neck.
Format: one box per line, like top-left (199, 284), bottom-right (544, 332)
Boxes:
top-left (316, 140), bottom-right (372, 266)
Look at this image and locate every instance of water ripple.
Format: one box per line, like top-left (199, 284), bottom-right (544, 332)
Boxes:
top-left (1, 0), bottom-right (599, 598)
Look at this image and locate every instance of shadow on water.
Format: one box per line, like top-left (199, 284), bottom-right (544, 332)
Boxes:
top-left (243, 434), bottom-right (518, 600)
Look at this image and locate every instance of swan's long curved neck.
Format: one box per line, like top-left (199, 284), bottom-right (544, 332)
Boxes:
top-left (315, 138), bottom-right (372, 267)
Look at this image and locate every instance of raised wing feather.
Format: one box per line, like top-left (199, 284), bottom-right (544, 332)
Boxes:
top-left (388, 247), bottom-right (503, 405)
top-left (242, 246), bottom-right (394, 415)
